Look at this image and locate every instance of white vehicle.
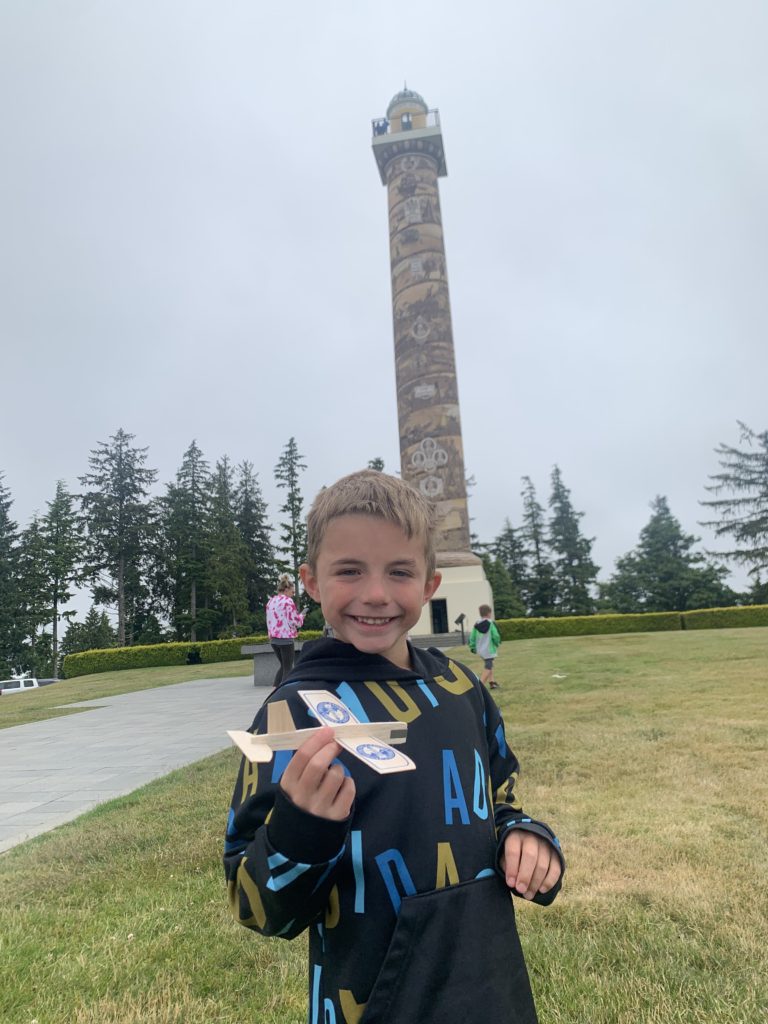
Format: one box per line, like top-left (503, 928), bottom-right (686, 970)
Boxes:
top-left (0, 671), bottom-right (40, 696)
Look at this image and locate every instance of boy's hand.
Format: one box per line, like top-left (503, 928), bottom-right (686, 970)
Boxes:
top-left (280, 726), bottom-right (356, 822)
top-left (500, 830), bottom-right (561, 900)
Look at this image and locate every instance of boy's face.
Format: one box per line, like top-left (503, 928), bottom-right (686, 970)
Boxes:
top-left (300, 514), bottom-right (441, 670)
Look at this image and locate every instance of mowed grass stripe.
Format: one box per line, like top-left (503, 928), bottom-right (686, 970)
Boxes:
top-left (1, 629), bottom-right (766, 1023)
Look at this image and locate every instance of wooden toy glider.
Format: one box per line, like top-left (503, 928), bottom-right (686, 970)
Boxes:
top-left (228, 689), bottom-right (415, 774)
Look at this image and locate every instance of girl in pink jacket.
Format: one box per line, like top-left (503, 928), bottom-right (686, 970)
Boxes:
top-left (265, 574), bottom-right (304, 687)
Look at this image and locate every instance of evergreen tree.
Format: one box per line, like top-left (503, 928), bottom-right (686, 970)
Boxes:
top-left (40, 481), bottom-right (82, 675)
top-left (60, 606), bottom-right (117, 656)
top-left (162, 441), bottom-right (211, 641)
top-left (601, 496), bottom-right (735, 612)
top-left (274, 437), bottom-right (308, 595)
top-left (79, 428), bottom-right (158, 646)
top-left (207, 456), bottom-right (249, 635)
top-left (0, 474), bottom-right (21, 676)
top-left (235, 460), bottom-right (275, 631)
top-left (700, 422), bottom-right (768, 578)
top-left (367, 457), bottom-right (385, 471)
top-left (16, 514), bottom-right (51, 675)
top-left (548, 466), bottom-right (599, 615)
top-left (481, 554), bottom-right (526, 619)
top-left (491, 518), bottom-right (528, 596)
top-left (519, 477), bottom-right (556, 616)
top-left (743, 574), bottom-right (768, 606)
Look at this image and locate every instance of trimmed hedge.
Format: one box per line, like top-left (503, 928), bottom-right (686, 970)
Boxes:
top-left (496, 605), bottom-right (768, 642)
top-left (681, 604), bottom-right (768, 630)
top-left (62, 631), bottom-right (323, 679)
top-left (62, 604), bottom-right (768, 677)
top-left (496, 611), bottom-right (681, 642)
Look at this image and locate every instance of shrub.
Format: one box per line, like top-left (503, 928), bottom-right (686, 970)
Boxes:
top-left (62, 643), bottom-right (193, 678)
top-left (681, 604), bottom-right (768, 630)
top-left (496, 611), bottom-right (682, 642)
top-left (62, 631), bottom-right (323, 679)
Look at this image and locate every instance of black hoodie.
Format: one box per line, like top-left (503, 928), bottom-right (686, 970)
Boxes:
top-left (224, 639), bottom-right (564, 1024)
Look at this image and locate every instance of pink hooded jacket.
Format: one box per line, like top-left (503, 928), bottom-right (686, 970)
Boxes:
top-left (266, 593), bottom-right (304, 639)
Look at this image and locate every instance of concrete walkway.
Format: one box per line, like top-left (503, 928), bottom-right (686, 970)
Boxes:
top-left (0, 675), bottom-right (268, 854)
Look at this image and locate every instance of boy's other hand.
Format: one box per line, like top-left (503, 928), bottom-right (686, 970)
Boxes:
top-left (501, 830), bottom-right (561, 900)
top-left (280, 726), bottom-right (356, 822)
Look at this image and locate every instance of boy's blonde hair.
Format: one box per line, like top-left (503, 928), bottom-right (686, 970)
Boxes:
top-left (306, 470), bottom-right (437, 576)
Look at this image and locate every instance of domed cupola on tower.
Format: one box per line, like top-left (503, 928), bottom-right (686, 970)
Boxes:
top-left (386, 87), bottom-right (429, 133)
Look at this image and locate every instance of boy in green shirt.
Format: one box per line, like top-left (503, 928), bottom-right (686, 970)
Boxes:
top-left (469, 604), bottom-right (502, 689)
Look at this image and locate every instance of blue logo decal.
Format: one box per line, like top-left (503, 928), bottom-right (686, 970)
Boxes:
top-left (317, 701), bottom-right (350, 724)
top-left (356, 743), bottom-right (396, 761)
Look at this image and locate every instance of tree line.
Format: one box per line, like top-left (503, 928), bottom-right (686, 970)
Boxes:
top-left (1, 422), bottom-right (766, 676)
top-left (0, 431), bottom-right (314, 677)
top-left (478, 423), bottom-right (768, 618)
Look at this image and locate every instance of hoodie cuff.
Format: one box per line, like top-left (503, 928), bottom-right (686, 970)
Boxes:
top-left (267, 786), bottom-right (351, 864)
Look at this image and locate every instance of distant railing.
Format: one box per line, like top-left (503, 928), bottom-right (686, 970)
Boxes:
top-left (371, 108), bottom-right (441, 138)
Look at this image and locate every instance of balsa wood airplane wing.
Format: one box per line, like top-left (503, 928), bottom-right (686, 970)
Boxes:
top-left (227, 689), bottom-right (415, 774)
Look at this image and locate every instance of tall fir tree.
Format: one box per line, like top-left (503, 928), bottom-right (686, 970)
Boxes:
top-left (274, 437), bottom-right (308, 595)
top-left (207, 456), bottom-right (249, 635)
top-left (520, 477), bottom-right (556, 616)
top-left (491, 518), bottom-right (528, 597)
top-left (548, 466), bottom-right (599, 615)
top-left (235, 460), bottom-right (275, 631)
top-left (162, 440), bottom-right (212, 641)
top-left (124, 514), bottom-right (167, 646)
top-left (40, 481), bottom-right (82, 674)
top-left (16, 514), bottom-right (52, 675)
top-left (61, 606), bottom-right (117, 656)
top-left (0, 474), bottom-right (21, 675)
top-left (601, 496), bottom-right (735, 612)
top-left (700, 421), bottom-right (768, 578)
top-left (481, 554), bottom-right (526, 619)
top-left (743, 574), bottom-right (768, 606)
top-left (79, 428), bottom-right (158, 646)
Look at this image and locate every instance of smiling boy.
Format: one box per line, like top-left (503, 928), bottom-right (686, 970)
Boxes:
top-left (224, 470), bottom-right (564, 1024)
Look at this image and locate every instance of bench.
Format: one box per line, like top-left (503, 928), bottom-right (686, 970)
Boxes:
top-left (241, 642), bottom-right (304, 687)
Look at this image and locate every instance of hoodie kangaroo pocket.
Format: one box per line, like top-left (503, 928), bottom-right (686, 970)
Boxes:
top-left (360, 874), bottom-right (537, 1024)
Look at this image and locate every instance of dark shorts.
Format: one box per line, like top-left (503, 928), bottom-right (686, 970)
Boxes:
top-left (484, 658), bottom-right (495, 670)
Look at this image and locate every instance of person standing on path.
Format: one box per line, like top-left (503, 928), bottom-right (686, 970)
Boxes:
top-left (265, 574), bottom-right (304, 688)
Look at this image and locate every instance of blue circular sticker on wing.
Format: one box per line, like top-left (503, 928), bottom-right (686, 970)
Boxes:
top-left (317, 701), bottom-right (351, 724)
top-left (356, 743), bottom-right (396, 761)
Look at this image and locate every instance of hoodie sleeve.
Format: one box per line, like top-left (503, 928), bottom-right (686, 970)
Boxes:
top-left (468, 626), bottom-right (478, 652)
top-left (288, 597), bottom-right (304, 630)
top-left (223, 699), bottom-right (352, 939)
top-left (483, 687), bottom-right (565, 906)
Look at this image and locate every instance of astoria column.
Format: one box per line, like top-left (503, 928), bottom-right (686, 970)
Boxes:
top-left (372, 88), bottom-right (491, 633)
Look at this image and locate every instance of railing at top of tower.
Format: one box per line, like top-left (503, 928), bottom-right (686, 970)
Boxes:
top-left (371, 109), bottom-right (441, 139)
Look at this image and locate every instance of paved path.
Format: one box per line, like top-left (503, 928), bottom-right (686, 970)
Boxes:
top-left (0, 675), bottom-right (267, 854)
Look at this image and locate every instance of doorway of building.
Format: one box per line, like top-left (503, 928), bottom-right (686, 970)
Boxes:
top-left (430, 598), bottom-right (448, 634)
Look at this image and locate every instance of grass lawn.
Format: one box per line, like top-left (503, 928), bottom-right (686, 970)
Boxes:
top-left (1, 628), bottom-right (766, 1023)
top-left (0, 661), bottom-right (252, 731)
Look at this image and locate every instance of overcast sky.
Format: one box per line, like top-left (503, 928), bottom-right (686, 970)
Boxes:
top-left (2, 1), bottom-right (766, 609)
